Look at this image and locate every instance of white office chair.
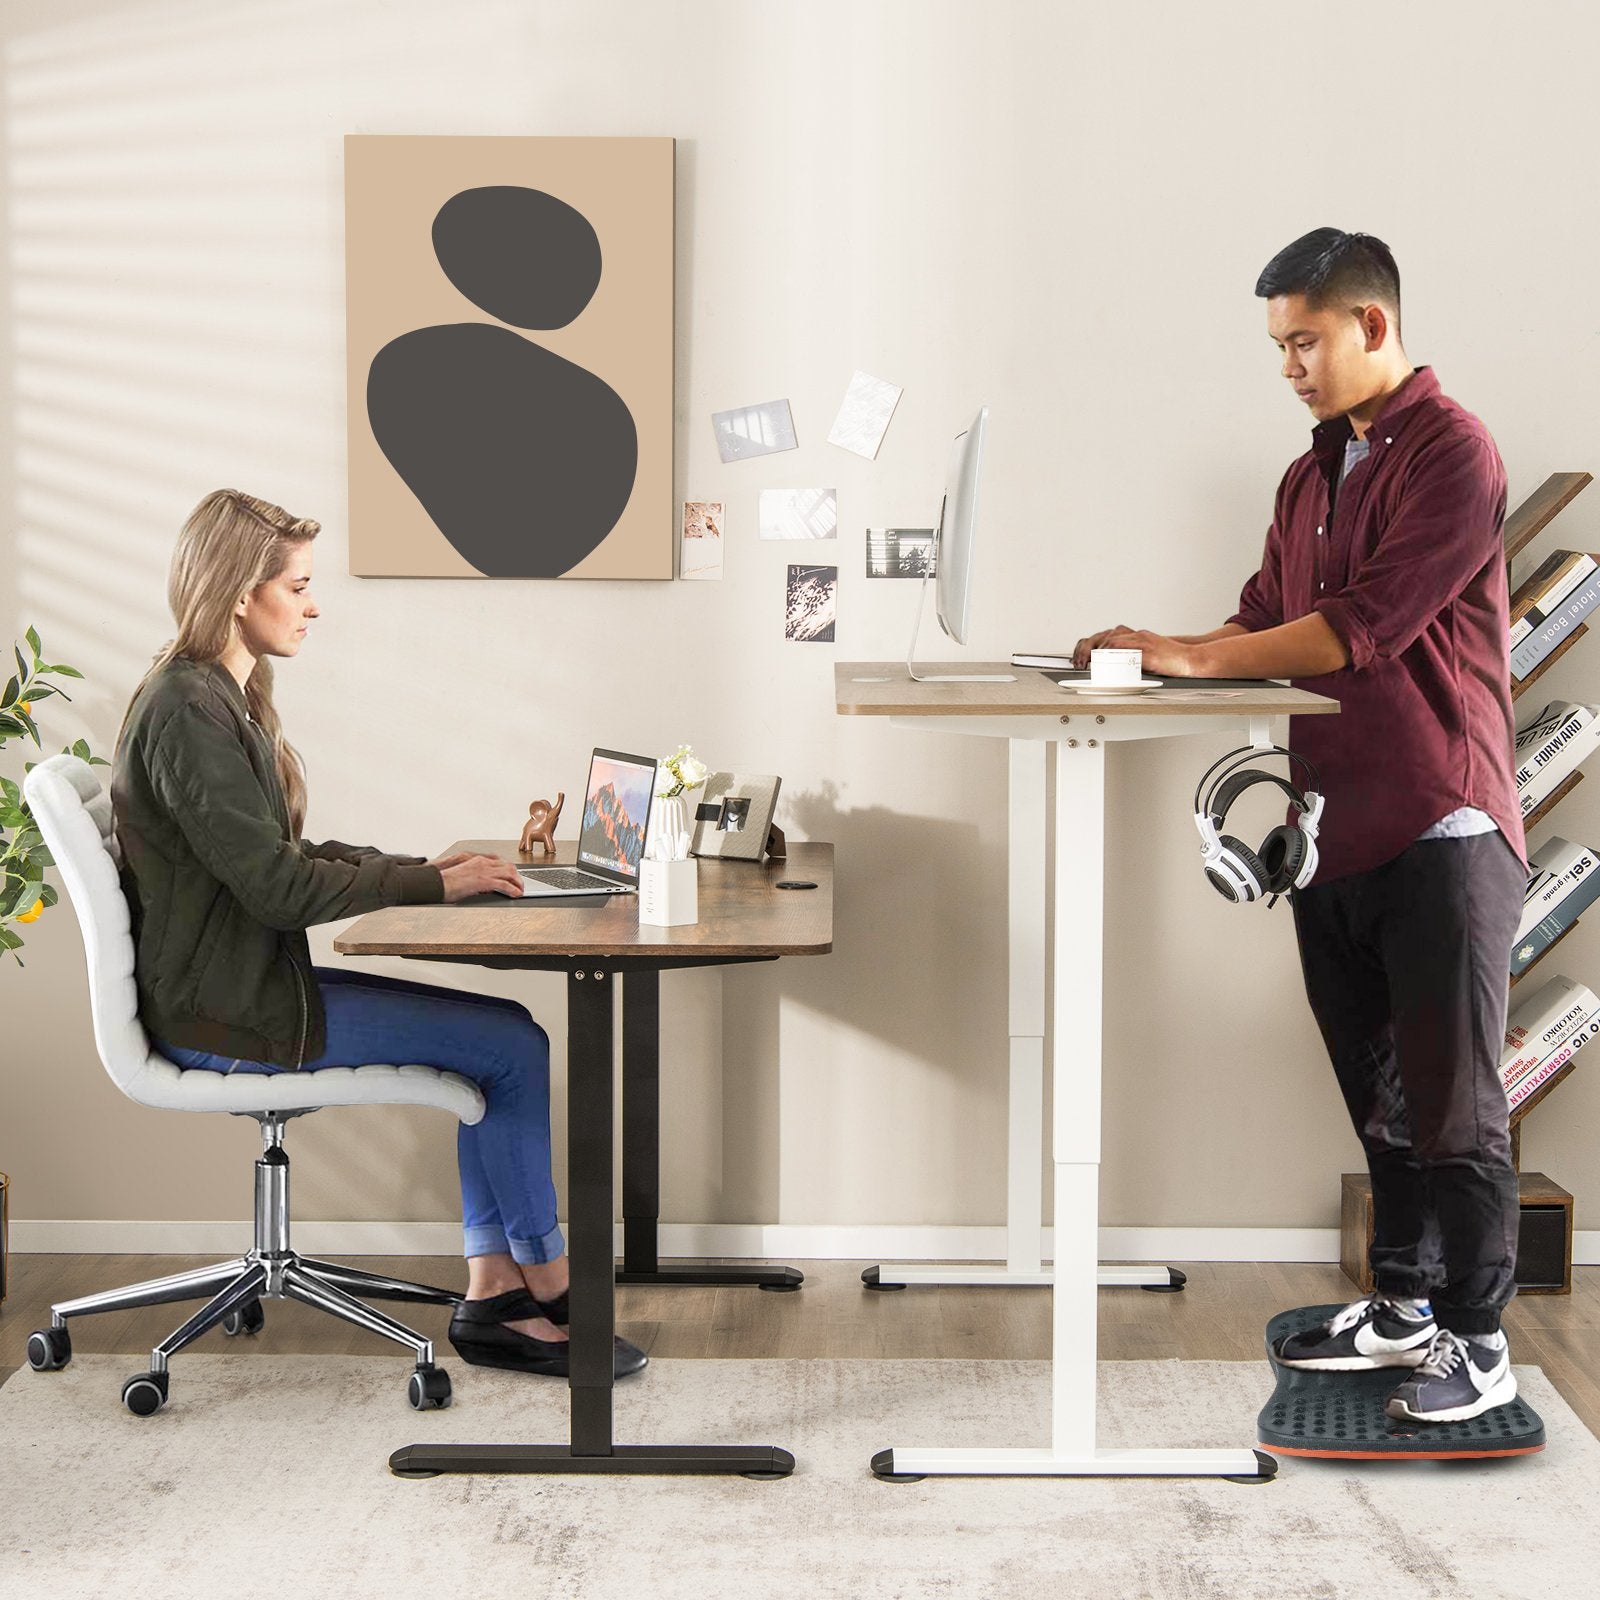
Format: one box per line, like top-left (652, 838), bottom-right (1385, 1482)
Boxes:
top-left (21, 753), bottom-right (487, 1415)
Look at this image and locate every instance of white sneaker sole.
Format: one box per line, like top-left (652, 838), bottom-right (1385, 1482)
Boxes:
top-left (1385, 1370), bottom-right (1518, 1424)
top-left (1274, 1343), bottom-right (1434, 1372)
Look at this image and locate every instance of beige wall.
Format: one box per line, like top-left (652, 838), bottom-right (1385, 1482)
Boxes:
top-left (4, 0), bottom-right (1599, 1241)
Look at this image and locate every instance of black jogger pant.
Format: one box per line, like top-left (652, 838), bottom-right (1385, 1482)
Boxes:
top-left (1290, 830), bottom-right (1524, 1335)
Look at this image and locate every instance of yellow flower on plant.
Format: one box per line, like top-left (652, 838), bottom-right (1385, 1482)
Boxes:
top-left (17, 898), bottom-right (44, 923)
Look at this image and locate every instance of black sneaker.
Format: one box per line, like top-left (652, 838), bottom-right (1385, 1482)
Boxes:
top-left (1385, 1330), bottom-right (1516, 1423)
top-left (1273, 1294), bottom-right (1437, 1371)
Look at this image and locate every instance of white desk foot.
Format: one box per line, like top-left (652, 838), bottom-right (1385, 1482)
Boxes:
top-left (871, 1446), bottom-right (1276, 1481)
top-left (862, 1265), bottom-right (1186, 1291)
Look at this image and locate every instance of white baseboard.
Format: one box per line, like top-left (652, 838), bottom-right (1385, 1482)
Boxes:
top-left (12, 1219), bottom-right (1597, 1266)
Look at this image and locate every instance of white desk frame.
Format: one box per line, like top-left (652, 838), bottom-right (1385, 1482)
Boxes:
top-left (860, 696), bottom-right (1292, 1480)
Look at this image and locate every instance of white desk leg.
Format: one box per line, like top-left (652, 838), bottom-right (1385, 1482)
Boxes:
top-left (873, 740), bottom-right (1271, 1480)
top-left (866, 740), bottom-right (1183, 1294)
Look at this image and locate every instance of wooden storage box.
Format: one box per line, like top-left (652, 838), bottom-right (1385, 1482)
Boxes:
top-left (1340, 1170), bottom-right (1574, 1296)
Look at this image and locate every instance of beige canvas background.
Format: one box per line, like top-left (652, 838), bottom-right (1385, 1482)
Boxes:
top-left (2, 0), bottom-right (1598, 1255)
top-left (345, 134), bottom-right (673, 578)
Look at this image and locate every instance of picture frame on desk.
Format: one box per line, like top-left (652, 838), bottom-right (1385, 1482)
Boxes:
top-left (692, 772), bottom-right (781, 861)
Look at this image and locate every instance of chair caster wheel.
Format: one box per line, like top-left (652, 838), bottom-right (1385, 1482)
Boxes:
top-left (861, 1267), bottom-right (905, 1291)
top-left (122, 1371), bottom-right (169, 1416)
top-left (27, 1327), bottom-right (71, 1371)
top-left (222, 1300), bottom-right (265, 1337)
top-left (408, 1365), bottom-right (452, 1410)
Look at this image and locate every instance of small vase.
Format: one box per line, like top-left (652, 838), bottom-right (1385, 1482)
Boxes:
top-left (647, 793), bottom-right (692, 861)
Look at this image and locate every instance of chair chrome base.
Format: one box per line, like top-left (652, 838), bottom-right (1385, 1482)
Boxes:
top-left (38, 1113), bottom-right (462, 1393)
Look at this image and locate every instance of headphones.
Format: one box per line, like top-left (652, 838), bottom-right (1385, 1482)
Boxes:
top-left (1193, 745), bottom-right (1324, 905)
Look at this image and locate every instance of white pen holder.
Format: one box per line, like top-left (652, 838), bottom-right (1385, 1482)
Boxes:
top-left (639, 856), bottom-right (698, 927)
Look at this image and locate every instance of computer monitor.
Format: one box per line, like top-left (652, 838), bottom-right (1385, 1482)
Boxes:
top-left (903, 405), bottom-right (1013, 684)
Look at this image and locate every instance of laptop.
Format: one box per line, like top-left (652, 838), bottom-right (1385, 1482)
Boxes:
top-left (515, 747), bottom-right (658, 898)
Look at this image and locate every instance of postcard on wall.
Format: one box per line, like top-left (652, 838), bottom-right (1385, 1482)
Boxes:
top-left (827, 370), bottom-right (902, 459)
top-left (712, 398), bottom-right (798, 463)
top-left (866, 527), bottom-right (935, 577)
top-left (680, 501), bottom-right (724, 580)
top-left (786, 564), bottom-right (837, 643)
top-left (345, 135), bottom-right (674, 579)
top-left (760, 488), bottom-right (837, 541)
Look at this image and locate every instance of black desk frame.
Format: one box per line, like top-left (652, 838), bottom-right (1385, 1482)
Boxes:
top-left (389, 952), bottom-right (796, 1480)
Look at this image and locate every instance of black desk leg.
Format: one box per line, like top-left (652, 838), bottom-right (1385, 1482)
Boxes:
top-left (614, 968), bottom-right (803, 1293)
top-left (389, 964), bottom-right (794, 1479)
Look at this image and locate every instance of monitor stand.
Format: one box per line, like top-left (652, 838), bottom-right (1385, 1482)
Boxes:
top-left (903, 567), bottom-right (1016, 684)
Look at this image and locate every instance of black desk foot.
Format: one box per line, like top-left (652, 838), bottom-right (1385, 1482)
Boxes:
top-left (1141, 1267), bottom-right (1188, 1293)
top-left (390, 1442), bottom-right (796, 1478)
top-left (616, 1265), bottom-right (805, 1291)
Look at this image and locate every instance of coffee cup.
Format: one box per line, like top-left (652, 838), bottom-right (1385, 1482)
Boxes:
top-left (1089, 648), bottom-right (1143, 686)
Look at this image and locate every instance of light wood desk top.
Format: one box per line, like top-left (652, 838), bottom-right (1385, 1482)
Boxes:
top-left (835, 663), bottom-right (1339, 719)
top-left (335, 839), bottom-right (833, 960)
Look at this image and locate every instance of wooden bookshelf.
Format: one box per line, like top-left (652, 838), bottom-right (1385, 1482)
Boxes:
top-left (1503, 471), bottom-right (1594, 564)
top-left (1497, 469), bottom-right (1594, 1296)
top-left (1522, 770), bottom-right (1585, 832)
top-left (1512, 623), bottom-right (1589, 702)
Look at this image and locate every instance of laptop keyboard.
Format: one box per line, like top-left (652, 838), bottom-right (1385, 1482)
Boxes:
top-left (518, 867), bottom-right (616, 891)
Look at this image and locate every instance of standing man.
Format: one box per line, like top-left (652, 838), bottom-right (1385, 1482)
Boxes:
top-left (1074, 228), bottom-right (1527, 1423)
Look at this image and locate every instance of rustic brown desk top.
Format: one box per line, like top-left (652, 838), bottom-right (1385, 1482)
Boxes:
top-left (835, 663), bottom-right (1339, 718)
top-left (334, 840), bottom-right (833, 959)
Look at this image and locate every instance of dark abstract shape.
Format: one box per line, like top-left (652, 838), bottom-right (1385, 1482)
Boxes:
top-left (432, 186), bottom-right (602, 329)
top-left (367, 322), bottom-right (638, 578)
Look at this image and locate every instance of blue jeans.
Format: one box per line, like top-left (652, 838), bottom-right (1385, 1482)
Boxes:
top-left (156, 967), bottom-right (565, 1266)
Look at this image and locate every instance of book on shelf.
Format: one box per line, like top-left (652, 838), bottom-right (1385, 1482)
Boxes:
top-left (1517, 836), bottom-right (1600, 945)
top-left (1513, 859), bottom-right (1600, 974)
top-left (1508, 1017), bottom-right (1599, 1113)
top-left (1511, 568), bottom-right (1600, 680)
top-left (1510, 548), bottom-right (1596, 627)
top-left (1501, 974), bottom-right (1600, 1095)
top-left (1513, 699), bottom-right (1600, 815)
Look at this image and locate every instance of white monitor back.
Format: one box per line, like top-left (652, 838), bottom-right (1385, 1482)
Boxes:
top-left (935, 406), bottom-right (988, 645)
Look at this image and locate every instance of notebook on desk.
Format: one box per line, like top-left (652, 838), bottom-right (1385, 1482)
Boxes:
top-left (511, 747), bottom-right (658, 899)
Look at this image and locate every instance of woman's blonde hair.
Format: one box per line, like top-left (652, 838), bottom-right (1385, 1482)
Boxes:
top-left (129, 489), bottom-right (321, 834)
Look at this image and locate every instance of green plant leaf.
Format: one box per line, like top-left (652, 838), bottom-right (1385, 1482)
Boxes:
top-left (2, 674), bottom-right (16, 709)
top-left (39, 882), bottom-right (58, 907)
top-left (15, 706), bottom-right (41, 746)
top-left (25, 626), bottom-right (42, 659)
top-left (49, 664), bottom-right (84, 680)
top-left (0, 926), bottom-right (25, 950)
top-left (71, 738), bottom-right (91, 760)
top-left (13, 645), bottom-right (27, 685)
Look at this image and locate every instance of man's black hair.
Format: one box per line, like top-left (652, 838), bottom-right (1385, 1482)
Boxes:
top-left (1255, 228), bottom-right (1402, 337)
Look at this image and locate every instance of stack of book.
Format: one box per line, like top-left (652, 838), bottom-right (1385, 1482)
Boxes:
top-left (1513, 835), bottom-right (1600, 976)
top-left (1502, 974), bottom-right (1600, 1113)
top-left (1513, 699), bottom-right (1600, 818)
top-left (1511, 549), bottom-right (1600, 681)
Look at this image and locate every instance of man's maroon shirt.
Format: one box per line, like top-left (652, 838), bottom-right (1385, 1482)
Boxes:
top-left (1227, 366), bottom-right (1527, 885)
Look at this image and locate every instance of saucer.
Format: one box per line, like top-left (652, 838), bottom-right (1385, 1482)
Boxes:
top-left (1057, 678), bottom-right (1164, 694)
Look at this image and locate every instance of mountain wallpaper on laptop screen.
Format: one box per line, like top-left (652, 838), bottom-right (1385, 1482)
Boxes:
top-left (583, 776), bottom-right (651, 873)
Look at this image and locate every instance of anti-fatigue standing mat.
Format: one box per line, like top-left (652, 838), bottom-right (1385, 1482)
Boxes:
top-left (1260, 1303), bottom-right (1545, 1460)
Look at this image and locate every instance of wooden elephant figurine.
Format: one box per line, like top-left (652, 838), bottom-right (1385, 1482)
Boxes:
top-left (519, 792), bottom-right (564, 858)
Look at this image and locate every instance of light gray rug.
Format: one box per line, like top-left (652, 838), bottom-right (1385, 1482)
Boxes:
top-left (0, 1356), bottom-right (1591, 1600)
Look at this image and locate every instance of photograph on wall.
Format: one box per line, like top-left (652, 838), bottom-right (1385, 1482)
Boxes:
top-left (712, 398), bottom-right (798, 463)
top-left (345, 135), bottom-right (674, 579)
top-left (680, 501), bottom-right (724, 580)
top-left (827, 369), bottom-right (902, 459)
top-left (866, 527), bottom-right (935, 577)
top-left (785, 564), bottom-right (837, 643)
top-left (760, 488), bottom-right (837, 541)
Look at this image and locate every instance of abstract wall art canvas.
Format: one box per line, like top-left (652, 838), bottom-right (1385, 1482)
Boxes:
top-left (345, 136), bottom-right (674, 578)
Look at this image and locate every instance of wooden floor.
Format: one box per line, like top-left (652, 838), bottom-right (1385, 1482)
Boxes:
top-left (4, 1254), bottom-right (1598, 1433)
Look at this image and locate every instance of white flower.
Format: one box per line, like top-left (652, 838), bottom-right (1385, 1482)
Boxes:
top-left (656, 744), bottom-right (708, 797)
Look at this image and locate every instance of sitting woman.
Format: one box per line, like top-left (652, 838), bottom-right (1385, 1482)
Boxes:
top-left (112, 488), bottom-right (645, 1381)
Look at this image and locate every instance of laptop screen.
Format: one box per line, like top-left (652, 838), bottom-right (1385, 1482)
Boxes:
top-left (577, 749), bottom-right (658, 882)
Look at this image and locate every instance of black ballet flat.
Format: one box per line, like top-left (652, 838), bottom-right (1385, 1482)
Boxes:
top-left (447, 1288), bottom-right (647, 1379)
